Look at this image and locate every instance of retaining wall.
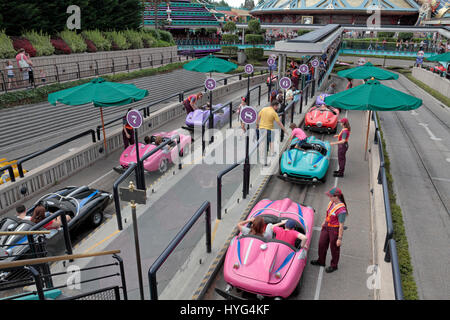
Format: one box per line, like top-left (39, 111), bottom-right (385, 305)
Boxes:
top-left (412, 67), bottom-right (450, 98)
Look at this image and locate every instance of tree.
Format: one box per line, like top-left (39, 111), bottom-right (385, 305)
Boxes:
top-left (243, 0), bottom-right (255, 10)
top-left (223, 21), bottom-right (236, 33)
top-left (248, 19), bottom-right (261, 34)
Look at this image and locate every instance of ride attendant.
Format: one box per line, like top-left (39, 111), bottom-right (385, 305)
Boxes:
top-left (255, 100), bottom-right (289, 155)
top-left (122, 108), bottom-right (135, 149)
top-left (183, 92), bottom-right (203, 115)
top-left (310, 187), bottom-right (348, 273)
top-left (291, 65), bottom-right (300, 90)
top-left (330, 118), bottom-right (350, 177)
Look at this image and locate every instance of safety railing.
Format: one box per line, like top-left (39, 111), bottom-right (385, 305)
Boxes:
top-left (216, 130), bottom-right (268, 220)
top-left (0, 250), bottom-right (127, 300)
top-left (372, 111), bottom-right (404, 300)
top-left (112, 135), bottom-right (182, 230)
top-left (342, 40), bottom-right (439, 53)
top-left (11, 129), bottom-right (97, 181)
top-left (148, 201), bottom-right (211, 300)
top-left (278, 99), bottom-right (296, 142)
top-left (0, 50), bottom-right (186, 94)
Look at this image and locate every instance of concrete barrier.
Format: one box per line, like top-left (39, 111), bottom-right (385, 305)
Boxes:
top-left (0, 73), bottom-right (267, 215)
top-left (412, 67), bottom-right (450, 97)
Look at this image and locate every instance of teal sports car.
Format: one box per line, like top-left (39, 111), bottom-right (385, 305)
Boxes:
top-left (279, 136), bottom-right (331, 184)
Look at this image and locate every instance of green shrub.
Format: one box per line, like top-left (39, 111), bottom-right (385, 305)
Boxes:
top-left (222, 34), bottom-right (238, 44)
top-left (222, 46), bottom-right (238, 56)
top-left (152, 39), bottom-right (171, 47)
top-left (223, 21), bottom-right (237, 33)
top-left (143, 28), bottom-right (160, 40)
top-left (378, 32), bottom-right (395, 38)
top-left (398, 32), bottom-right (414, 41)
top-left (244, 47), bottom-right (263, 60)
top-left (60, 30), bottom-right (87, 53)
top-left (157, 30), bottom-right (174, 45)
top-left (140, 31), bottom-right (156, 48)
top-left (22, 30), bottom-right (54, 56)
top-left (123, 29), bottom-right (144, 49)
top-left (82, 30), bottom-right (111, 51)
top-left (0, 30), bottom-right (16, 59)
top-left (104, 31), bottom-right (130, 50)
top-left (245, 34), bottom-right (264, 45)
top-left (297, 29), bottom-right (312, 36)
top-left (248, 19), bottom-right (261, 34)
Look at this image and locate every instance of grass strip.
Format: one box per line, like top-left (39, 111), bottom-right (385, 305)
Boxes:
top-left (0, 61), bottom-right (189, 109)
top-left (377, 113), bottom-right (419, 300)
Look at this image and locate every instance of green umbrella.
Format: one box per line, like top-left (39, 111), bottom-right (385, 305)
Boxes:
top-left (48, 77), bottom-right (149, 151)
top-left (426, 52), bottom-right (450, 62)
top-left (324, 79), bottom-right (422, 158)
top-left (337, 62), bottom-right (399, 80)
top-left (183, 54), bottom-right (238, 75)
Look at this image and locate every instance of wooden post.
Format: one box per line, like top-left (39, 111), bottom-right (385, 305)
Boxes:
top-left (364, 110), bottom-right (371, 161)
top-left (100, 107), bottom-right (108, 152)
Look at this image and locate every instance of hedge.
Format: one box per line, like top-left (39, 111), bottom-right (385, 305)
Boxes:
top-left (11, 36), bottom-right (36, 57)
top-left (245, 34), bottom-right (264, 45)
top-left (297, 29), bottom-right (312, 36)
top-left (244, 47), bottom-right (264, 61)
top-left (82, 30), bottom-right (111, 51)
top-left (123, 29), bottom-right (144, 49)
top-left (222, 34), bottom-right (238, 44)
top-left (140, 31), bottom-right (156, 48)
top-left (50, 38), bottom-right (71, 55)
top-left (105, 31), bottom-right (130, 51)
top-left (22, 31), bottom-right (54, 57)
top-left (0, 30), bottom-right (16, 59)
top-left (60, 30), bottom-right (87, 53)
top-left (158, 30), bottom-right (175, 45)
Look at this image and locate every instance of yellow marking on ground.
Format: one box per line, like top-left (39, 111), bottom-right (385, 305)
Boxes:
top-left (83, 230), bottom-right (120, 254)
top-left (211, 219), bottom-right (221, 245)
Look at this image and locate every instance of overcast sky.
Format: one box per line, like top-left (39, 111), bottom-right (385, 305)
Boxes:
top-left (220, 0), bottom-right (244, 8)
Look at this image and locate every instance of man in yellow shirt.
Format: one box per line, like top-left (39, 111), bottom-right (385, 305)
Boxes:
top-left (256, 101), bottom-right (288, 154)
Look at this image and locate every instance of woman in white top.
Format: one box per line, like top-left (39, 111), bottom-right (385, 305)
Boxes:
top-left (5, 61), bottom-right (15, 89)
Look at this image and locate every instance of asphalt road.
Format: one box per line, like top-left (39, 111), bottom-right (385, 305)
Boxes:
top-left (380, 73), bottom-right (450, 299)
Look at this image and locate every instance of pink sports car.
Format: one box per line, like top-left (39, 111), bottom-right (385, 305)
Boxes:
top-left (118, 131), bottom-right (191, 173)
top-left (218, 198), bottom-right (314, 299)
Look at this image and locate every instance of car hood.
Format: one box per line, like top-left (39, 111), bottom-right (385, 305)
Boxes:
top-left (232, 236), bottom-right (297, 284)
top-left (306, 108), bottom-right (338, 126)
top-left (120, 143), bottom-right (159, 166)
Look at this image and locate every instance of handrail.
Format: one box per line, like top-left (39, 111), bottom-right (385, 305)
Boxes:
top-left (113, 163), bottom-right (137, 231)
top-left (216, 130), bottom-right (268, 220)
top-left (0, 249), bottom-right (121, 269)
top-left (0, 231), bottom-right (50, 236)
top-left (16, 129), bottom-right (97, 179)
top-left (148, 201), bottom-right (211, 300)
top-left (372, 111), bottom-right (403, 300)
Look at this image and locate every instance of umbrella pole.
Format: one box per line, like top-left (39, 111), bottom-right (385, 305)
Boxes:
top-left (100, 107), bottom-right (107, 152)
top-left (364, 110), bottom-right (371, 161)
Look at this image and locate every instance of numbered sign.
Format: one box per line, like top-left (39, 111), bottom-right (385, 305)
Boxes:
top-left (240, 106), bottom-right (257, 125)
top-left (299, 64), bottom-right (309, 74)
top-left (205, 78), bottom-right (216, 91)
top-left (311, 59), bottom-right (319, 68)
top-left (245, 64), bottom-right (254, 75)
top-left (358, 57), bottom-right (366, 66)
top-left (126, 109), bottom-right (143, 129)
top-left (279, 77), bottom-right (292, 89)
top-left (267, 57), bottom-right (276, 67)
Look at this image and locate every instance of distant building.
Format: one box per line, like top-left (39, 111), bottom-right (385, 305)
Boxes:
top-left (250, 0), bottom-right (423, 26)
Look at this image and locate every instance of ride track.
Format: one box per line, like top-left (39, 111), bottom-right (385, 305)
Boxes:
top-left (385, 73), bottom-right (450, 216)
top-left (205, 132), bottom-right (330, 300)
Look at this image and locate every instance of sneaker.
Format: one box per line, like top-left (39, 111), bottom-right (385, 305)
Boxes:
top-left (333, 172), bottom-right (344, 177)
top-left (310, 260), bottom-right (325, 267)
top-left (325, 266), bottom-right (338, 273)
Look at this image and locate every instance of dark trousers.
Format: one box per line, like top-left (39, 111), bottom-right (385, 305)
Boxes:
top-left (318, 226), bottom-right (340, 268)
top-left (184, 100), bottom-right (193, 115)
top-left (337, 143), bottom-right (348, 174)
top-left (122, 128), bottom-right (135, 149)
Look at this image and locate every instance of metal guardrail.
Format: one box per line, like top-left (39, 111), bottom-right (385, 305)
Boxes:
top-left (372, 111), bottom-right (404, 300)
top-left (148, 201), bottom-right (211, 300)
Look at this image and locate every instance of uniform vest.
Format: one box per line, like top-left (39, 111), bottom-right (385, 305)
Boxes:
top-left (326, 201), bottom-right (346, 227)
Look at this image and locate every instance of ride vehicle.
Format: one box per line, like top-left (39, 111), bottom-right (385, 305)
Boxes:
top-left (430, 64), bottom-right (446, 73)
top-left (0, 158), bottom-right (27, 185)
top-left (217, 198), bottom-right (314, 299)
top-left (279, 136), bottom-right (331, 184)
top-left (0, 186), bottom-right (112, 265)
top-left (117, 131), bottom-right (191, 173)
top-left (304, 94), bottom-right (340, 133)
top-left (184, 104), bottom-right (230, 130)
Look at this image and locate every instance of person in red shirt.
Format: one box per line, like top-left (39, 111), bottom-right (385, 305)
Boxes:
top-left (272, 219), bottom-right (307, 249)
top-left (310, 187), bottom-right (348, 273)
top-left (31, 205), bottom-right (71, 230)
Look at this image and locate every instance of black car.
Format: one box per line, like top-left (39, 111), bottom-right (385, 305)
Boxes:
top-left (0, 186), bottom-right (112, 264)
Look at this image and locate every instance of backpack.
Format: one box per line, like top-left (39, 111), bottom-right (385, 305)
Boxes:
top-left (18, 54), bottom-right (29, 69)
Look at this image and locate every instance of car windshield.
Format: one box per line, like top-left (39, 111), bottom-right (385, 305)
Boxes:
top-left (44, 198), bottom-right (78, 217)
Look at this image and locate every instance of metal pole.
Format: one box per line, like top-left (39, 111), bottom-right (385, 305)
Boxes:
top-left (134, 129), bottom-right (146, 190)
top-left (209, 92), bottom-right (214, 144)
top-left (131, 200), bottom-right (145, 300)
top-left (268, 68), bottom-right (272, 101)
top-left (59, 213), bottom-right (73, 257)
top-left (243, 124), bottom-right (250, 199)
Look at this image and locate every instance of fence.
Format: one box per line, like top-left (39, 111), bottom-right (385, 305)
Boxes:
top-left (0, 50), bottom-right (187, 94)
top-left (372, 111), bottom-right (404, 300)
top-left (0, 250), bottom-right (127, 300)
top-left (148, 201), bottom-right (211, 300)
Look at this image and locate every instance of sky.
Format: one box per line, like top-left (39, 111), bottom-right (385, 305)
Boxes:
top-left (219, 0), bottom-right (245, 8)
